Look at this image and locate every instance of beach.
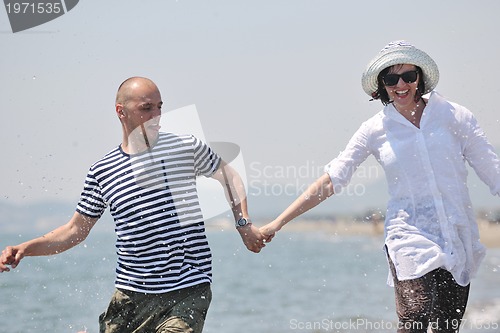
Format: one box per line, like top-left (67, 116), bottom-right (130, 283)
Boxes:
top-left (208, 216), bottom-right (500, 248)
top-left (1, 216), bottom-right (499, 332)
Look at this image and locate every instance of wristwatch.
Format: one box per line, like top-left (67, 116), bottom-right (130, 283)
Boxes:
top-left (235, 217), bottom-right (251, 228)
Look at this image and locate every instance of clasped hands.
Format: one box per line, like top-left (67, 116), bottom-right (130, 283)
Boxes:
top-left (237, 220), bottom-right (281, 253)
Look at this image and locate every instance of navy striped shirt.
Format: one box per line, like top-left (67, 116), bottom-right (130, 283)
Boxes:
top-left (76, 133), bottom-right (221, 293)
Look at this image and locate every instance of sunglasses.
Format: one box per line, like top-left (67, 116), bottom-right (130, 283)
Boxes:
top-left (382, 70), bottom-right (418, 86)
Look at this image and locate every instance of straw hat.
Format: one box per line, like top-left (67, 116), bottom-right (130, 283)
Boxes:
top-left (361, 41), bottom-right (439, 97)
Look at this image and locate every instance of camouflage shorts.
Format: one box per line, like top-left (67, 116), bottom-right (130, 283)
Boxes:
top-left (99, 283), bottom-right (212, 333)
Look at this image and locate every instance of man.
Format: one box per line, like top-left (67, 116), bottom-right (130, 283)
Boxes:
top-left (0, 77), bottom-right (265, 333)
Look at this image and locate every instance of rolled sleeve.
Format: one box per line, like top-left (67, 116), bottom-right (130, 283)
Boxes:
top-left (324, 122), bottom-right (372, 192)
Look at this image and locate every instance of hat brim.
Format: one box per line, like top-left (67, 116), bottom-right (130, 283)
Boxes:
top-left (361, 46), bottom-right (439, 96)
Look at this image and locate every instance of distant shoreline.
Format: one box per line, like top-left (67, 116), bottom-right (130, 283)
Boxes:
top-left (206, 218), bottom-right (500, 248)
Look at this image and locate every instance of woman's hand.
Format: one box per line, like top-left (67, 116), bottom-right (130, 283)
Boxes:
top-left (260, 220), bottom-right (282, 243)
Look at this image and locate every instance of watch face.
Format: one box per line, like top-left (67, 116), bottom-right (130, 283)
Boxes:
top-left (237, 218), bottom-right (248, 227)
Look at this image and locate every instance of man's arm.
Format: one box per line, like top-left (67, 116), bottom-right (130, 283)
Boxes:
top-left (210, 161), bottom-right (265, 253)
top-left (0, 212), bottom-right (99, 272)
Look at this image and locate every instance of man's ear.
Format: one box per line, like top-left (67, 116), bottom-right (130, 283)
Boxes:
top-left (116, 104), bottom-right (125, 118)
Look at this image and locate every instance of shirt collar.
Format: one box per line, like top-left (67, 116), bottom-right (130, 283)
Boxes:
top-left (383, 90), bottom-right (441, 128)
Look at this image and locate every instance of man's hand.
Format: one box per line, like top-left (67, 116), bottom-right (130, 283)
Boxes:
top-left (237, 223), bottom-right (266, 253)
top-left (0, 245), bottom-right (24, 272)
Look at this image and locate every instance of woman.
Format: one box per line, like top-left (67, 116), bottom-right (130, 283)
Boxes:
top-left (260, 41), bottom-right (500, 332)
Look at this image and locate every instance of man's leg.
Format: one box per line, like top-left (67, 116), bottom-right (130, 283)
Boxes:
top-left (155, 283), bottom-right (212, 333)
top-left (99, 284), bottom-right (212, 333)
top-left (99, 289), bottom-right (137, 333)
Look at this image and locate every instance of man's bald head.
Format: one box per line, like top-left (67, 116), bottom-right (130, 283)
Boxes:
top-left (116, 77), bottom-right (159, 105)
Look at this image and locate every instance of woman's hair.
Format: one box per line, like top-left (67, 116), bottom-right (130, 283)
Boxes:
top-left (372, 65), bottom-right (425, 105)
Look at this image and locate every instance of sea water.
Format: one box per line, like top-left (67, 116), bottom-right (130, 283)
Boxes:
top-left (1, 226), bottom-right (499, 333)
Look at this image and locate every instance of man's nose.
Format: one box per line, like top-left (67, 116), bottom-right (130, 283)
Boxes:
top-left (150, 107), bottom-right (162, 118)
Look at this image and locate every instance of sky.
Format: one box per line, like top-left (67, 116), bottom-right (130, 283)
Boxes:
top-left (1, 0), bottom-right (500, 219)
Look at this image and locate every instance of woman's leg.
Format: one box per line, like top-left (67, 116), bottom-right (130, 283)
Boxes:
top-left (429, 269), bottom-right (470, 333)
top-left (387, 253), bottom-right (471, 333)
top-left (387, 252), bottom-right (435, 333)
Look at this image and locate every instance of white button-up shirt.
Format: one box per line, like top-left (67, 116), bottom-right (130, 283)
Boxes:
top-left (325, 91), bottom-right (500, 286)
